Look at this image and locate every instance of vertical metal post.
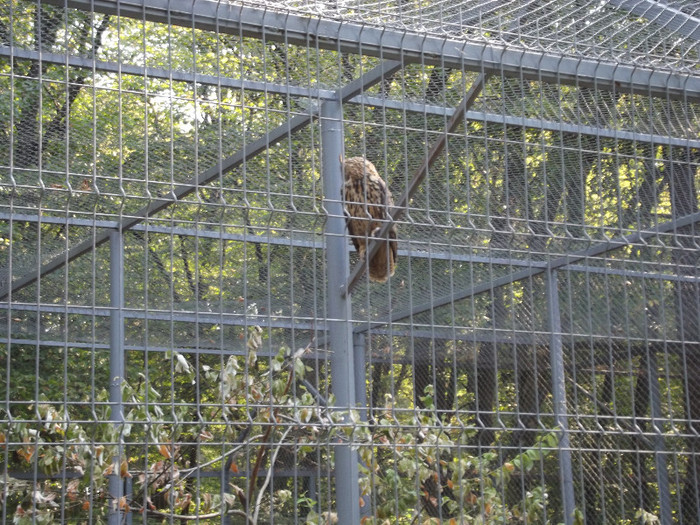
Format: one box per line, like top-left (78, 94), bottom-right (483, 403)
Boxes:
top-left (353, 333), bottom-right (372, 517)
top-left (649, 350), bottom-right (672, 525)
top-left (354, 333), bottom-right (368, 422)
top-left (109, 231), bottom-right (126, 525)
top-left (546, 269), bottom-right (575, 525)
top-left (321, 98), bottom-right (361, 525)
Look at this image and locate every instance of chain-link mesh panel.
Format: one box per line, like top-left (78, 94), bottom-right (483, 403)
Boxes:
top-left (1, 0), bottom-right (699, 523)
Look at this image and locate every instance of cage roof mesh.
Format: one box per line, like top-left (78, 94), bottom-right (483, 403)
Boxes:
top-left (246, 0), bottom-right (700, 73)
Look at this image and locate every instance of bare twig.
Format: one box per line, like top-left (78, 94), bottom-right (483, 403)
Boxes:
top-left (145, 507), bottom-right (253, 523)
top-left (251, 426), bottom-right (294, 524)
top-left (178, 435), bottom-right (264, 483)
top-left (245, 341), bottom-right (314, 506)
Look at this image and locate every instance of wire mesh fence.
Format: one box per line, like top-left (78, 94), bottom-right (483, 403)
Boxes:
top-left (1, 0), bottom-right (699, 523)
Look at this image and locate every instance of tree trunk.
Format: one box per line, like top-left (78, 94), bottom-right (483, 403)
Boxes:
top-left (14, 5), bottom-right (62, 168)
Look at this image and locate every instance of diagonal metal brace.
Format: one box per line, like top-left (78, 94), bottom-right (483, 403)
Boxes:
top-left (344, 73), bottom-right (490, 295)
top-left (0, 60), bottom-right (403, 301)
top-left (358, 210), bottom-right (700, 331)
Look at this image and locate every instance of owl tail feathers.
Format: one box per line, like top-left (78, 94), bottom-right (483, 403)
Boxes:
top-left (367, 227), bottom-right (397, 283)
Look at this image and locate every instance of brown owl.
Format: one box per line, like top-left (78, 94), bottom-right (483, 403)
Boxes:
top-left (341, 157), bottom-right (398, 282)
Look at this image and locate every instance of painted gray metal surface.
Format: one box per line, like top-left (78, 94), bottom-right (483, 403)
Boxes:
top-left (38, 0), bottom-right (700, 100)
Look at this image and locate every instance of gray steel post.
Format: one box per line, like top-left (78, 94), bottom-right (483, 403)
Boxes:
top-left (546, 269), bottom-right (576, 525)
top-left (109, 231), bottom-right (126, 525)
top-left (354, 333), bottom-right (371, 517)
top-left (354, 333), bottom-right (368, 422)
top-left (649, 350), bottom-right (672, 525)
top-left (321, 98), bottom-right (361, 525)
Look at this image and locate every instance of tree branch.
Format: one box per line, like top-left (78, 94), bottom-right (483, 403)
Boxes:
top-left (252, 426), bottom-right (293, 524)
top-left (145, 507), bottom-right (252, 523)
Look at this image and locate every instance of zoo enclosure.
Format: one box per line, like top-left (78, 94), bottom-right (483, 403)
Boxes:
top-left (1, 0), bottom-right (699, 523)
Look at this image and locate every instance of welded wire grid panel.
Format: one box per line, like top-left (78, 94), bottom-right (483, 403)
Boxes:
top-left (1, 0), bottom-right (699, 524)
top-left (257, 0), bottom-right (700, 72)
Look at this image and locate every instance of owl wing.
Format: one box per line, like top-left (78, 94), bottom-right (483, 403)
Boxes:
top-left (365, 171), bottom-right (391, 221)
top-left (342, 179), bottom-right (365, 253)
top-left (366, 170), bottom-right (398, 279)
top-left (387, 223), bottom-right (398, 263)
top-left (377, 176), bottom-right (398, 264)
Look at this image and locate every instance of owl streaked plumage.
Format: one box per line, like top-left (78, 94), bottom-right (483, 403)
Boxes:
top-left (341, 157), bottom-right (398, 282)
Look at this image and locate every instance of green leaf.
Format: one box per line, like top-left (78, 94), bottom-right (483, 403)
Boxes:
top-left (294, 357), bottom-right (305, 379)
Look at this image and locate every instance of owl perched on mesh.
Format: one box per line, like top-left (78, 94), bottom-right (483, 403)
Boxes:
top-left (341, 157), bottom-right (398, 282)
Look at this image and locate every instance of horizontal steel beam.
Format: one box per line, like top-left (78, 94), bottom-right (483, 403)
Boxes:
top-left (6, 467), bottom-right (323, 480)
top-left (4, 333), bottom-right (695, 357)
top-left (2, 212), bottom-right (699, 283)
top-left (0, 45), bottom-right (326, 99)
top-left (361, 210), bottom-right (700, 331)
top-left (361, 96), bottom-right (700, 149)
top-left (4, 46), bottom-right (698, 149)
top-left (0, 337), bottom-right (334, 361)
top-left (0, 301), bottom-right (325, 330)
top-left (39, 0), bottom-right (700, 101)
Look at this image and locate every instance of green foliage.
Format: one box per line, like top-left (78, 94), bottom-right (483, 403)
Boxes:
top-left (353, 389), bottom-right (564, 524)
top-left (1, 333), bottom-right (579, 525)
top-left (1, 327), bottom-right (332, 523)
